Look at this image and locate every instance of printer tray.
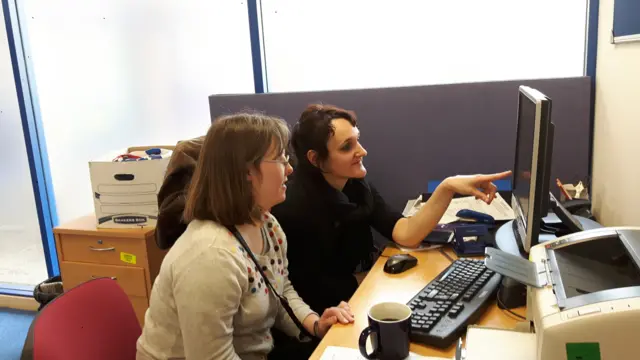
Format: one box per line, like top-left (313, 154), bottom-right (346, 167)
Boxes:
top-left (484, 248), bottom-right (547, 288)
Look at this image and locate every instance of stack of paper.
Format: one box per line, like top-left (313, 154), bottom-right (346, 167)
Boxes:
top-left (403, 193), bottom-right (515, 225)
top-left (319, 346), bottom-right (452, 360)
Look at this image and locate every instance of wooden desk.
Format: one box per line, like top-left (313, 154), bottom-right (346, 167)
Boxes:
top-left (309, 247), bottom-right (526, 359)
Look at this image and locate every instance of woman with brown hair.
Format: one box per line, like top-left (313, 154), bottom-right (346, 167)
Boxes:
top-left (271, 104), bottom-right (512, 315)
top-left (136, 113), bottom-right (353, 360)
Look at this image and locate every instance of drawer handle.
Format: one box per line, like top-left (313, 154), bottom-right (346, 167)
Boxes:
top-left (89, 246), bottom-right (115, 252)
top-left (91, 276), bottom-right (117, 280)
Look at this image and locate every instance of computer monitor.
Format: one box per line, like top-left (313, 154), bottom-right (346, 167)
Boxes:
top-left (511, 85), bottom-right (554, 253)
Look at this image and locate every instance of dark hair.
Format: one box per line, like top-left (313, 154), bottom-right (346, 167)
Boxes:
top-left (291, 104), bottom-right (358, 174)
top-left (183, 113), bottom-right (289, 226)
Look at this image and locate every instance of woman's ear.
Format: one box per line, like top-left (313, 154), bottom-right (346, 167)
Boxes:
top-left (247, 165), bottom-right (259, 182)
top-left (306, 150), bottom-right (319, 168)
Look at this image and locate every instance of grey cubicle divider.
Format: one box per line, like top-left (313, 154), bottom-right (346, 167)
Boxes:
top-left (208, 77), bottom-right (591, 214)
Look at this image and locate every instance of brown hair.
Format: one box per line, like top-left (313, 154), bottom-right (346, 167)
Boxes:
top-left (291, 104), bottom-right (358, 175)
top-left (183, 113), bottom-right (289, 226)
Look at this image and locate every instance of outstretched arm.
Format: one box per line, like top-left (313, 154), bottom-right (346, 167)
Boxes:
top-left (392, 171), bottom-right (512, 248)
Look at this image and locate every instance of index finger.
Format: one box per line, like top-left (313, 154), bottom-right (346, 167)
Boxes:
top-left (338, 301), bottom-right (354, 316)
top-left (480, 170), bottom-right (512, 182)
top-left (330, 308), bottom-right (351, 324)
top-left (339, 308), bottom-right (355, 323)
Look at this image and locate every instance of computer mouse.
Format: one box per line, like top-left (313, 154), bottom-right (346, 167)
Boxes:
top-left (383, 254), bottom-right (418, 274)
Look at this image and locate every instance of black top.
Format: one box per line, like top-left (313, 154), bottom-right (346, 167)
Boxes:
top-left (271, 173), bottom-right (404, 313)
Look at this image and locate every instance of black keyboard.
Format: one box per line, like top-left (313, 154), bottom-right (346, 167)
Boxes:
top-left (406, 258), bottom-right (502, 348)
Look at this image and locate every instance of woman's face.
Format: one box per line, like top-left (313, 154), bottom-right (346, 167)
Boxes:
top-left (322, 118), bottom-right (368, 179)
top-left (250, 145), bottom-right (293, 212)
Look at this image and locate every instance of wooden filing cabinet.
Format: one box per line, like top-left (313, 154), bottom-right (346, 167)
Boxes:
top-left (53, 215), bottom-right (168, 325)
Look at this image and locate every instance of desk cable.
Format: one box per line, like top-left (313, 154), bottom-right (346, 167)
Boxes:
top-left (438, 247), bottom-right (456, 263)
top-left (497, 287), bottom-right (527, 321)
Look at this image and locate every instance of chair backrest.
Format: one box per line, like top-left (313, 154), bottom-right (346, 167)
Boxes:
top-left (21, 278), bottom-right (141, 360)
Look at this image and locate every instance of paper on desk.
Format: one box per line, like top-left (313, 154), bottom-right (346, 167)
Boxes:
top-left (403, 193), bottom-right (514, 224)
top-left (464, 326), bottom-right (536, 360)
top-left (402, 194), bottom-right (423, 217)
top-left (439, 193), bottom-right (515, 224)
top-left (394, 243), bottom-right (443, 253)
top-left (319, 346), bottom-right (452, 360)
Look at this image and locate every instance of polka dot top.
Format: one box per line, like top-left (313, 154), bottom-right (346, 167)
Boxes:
top-left (136, 213), bottom-right (315, 360)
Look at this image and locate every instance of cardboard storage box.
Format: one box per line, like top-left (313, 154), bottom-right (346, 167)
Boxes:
top-left (89, 145), bottom-right (175, 228)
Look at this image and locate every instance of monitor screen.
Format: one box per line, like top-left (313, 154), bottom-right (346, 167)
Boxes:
top-left (511, 86), bottom-right (553, 253)
top-left (513, 91), bottom-right (537, 224)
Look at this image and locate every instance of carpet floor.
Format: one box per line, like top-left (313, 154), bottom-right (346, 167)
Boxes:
top-left (0, 308), bottom-right (34, 360)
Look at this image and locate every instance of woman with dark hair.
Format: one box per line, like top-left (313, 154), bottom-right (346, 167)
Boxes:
top-left (271, 104), bottom-right (511, 314)
top-left (136, 113), bottom-right (353, 360)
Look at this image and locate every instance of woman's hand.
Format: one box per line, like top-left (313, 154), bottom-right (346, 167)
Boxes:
top-left (443, 170), bottom-right (512, 204)
top-left (316, 301), bottom-right (355, 338)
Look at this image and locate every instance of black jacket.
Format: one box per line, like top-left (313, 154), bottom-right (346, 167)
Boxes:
top-left (155, 136), bottom-right (204, 250)
top-left (271, 173), bottom-right (403, 314)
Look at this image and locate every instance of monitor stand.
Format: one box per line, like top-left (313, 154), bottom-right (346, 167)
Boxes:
top-left (495, 215), bottom-right (603, 257)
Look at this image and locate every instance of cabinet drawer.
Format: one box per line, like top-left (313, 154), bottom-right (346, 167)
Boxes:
top-left (61, 261), bottom-right (148, 297)
top-left (59, 234), bottom-right (147, 266)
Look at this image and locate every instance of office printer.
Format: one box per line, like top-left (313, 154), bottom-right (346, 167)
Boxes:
top-left (484, 227), bottom-right (640, 360)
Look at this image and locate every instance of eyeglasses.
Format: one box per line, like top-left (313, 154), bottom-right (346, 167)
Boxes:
top-left (263, 154), bottom-right (290, 165)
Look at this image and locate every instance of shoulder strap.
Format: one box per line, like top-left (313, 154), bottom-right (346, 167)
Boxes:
top-left (227, 225), bottom-right (314, 340)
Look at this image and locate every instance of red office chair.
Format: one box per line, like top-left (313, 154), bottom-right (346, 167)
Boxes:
top-left (21, 277), bottom-right (142, 360)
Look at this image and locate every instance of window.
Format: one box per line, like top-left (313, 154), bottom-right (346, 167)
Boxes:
top-left (261, 0), bottom-right (588, 92)
top-left (22, 0), bottom-right (255, 223)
